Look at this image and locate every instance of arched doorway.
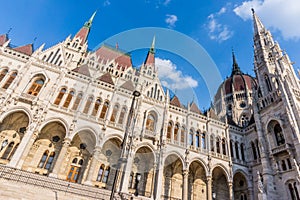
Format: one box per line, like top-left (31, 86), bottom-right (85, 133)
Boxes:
top-left (233, 172), bottom-right (249, 200)
top-left (96, 138), bottom-right (121, 189)
top-left (212, 166), bottom-right (229, 200)
top-left (65, 130), bottom-right (96, 183)
top-left (162, 154), bottom-right (183, 199)
top-left (22, 121), bottom-right (66, 174)
top-left (130, 146), bottom-right (155, 197)
top-left (0, 111), bottom-right (29, 164)
top-left (188, 161), bottom-right (207, 200)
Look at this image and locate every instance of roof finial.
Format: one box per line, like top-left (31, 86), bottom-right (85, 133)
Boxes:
top-left (84, 10), bottom-right (97, 28)
top-left (231, 48), bottom-right (242, 76)
top-left (251, 8), bottom-right (255, 14)
top-left (150, 35), bottom-right (156, 53)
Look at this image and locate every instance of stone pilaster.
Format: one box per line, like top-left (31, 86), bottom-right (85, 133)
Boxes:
top-left (84, 146), bottom-right (102, 185)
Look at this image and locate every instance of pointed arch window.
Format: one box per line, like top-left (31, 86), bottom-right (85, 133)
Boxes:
top-left (146, 113), bottom-right (156, 131)
top-left (174, 124), bottom-right (179, 141)
top-left (110, 105), bottom-right (119, 122)
top-left (235, 141), bottom-right (240, 159)
top-left (216, 138), bottom-right (220, 153)
top-left (96, 164), bottom-right (105, 182)
top-left (167, 122), bottom-right (173, 139)
top-left (100, 101), bottom-right (109, 119)
top-left (251, 141), bottom-right (257, 160)
top-left (2, 71), bottom-right (17, 89)
top-left (241, 143), bottom-right (245, 161)
top-left (102, 166), bottom-right (110, 183)
top-left (201, 133), bottom-right (206, 149)
top-left (38, 151), bottom-right (55, 170)
top-left (0, 139), bottom-right (8, 151)
top-left (189, 129), bottom-right (194, 146)
top-left (0, 69), bottom-right (8, 82)
top-left (230, 140), bottom-right (234, 158)
top-left (180, 126), bottom-right (185, 144)
top-left (274, 124), bottom-right (285, 146)
top-left (92, 98), bottom-right (101, 116)
top-left (54, 88), bottom-right (66, 105)
top-left (118, 107), bottom-right (126, 125)
top-left (83, 96), bottom-right (93, 114)
top-left (63, 90), bottom-right (75, 108)
top-left (210, 135), bottom-right (215, 152)
top-left (27, 78), bottom-right (45, 96)
top-left (1, 142), bottom-right (15, 160)
top-left (195, 131), bottom-right (200, 148)
top-left (222, 138), bottom-right (226, 155)
top-left (72, 93), bottom-right (82, 110)
top-left (264, 75), bottom-right (272, 92)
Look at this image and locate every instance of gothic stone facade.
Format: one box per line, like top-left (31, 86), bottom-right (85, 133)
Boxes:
top-left (0, 11), bottom-right (300, 200)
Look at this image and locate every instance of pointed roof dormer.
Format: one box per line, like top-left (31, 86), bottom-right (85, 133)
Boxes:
top-left (252, 8), bottom-right (265, 36)
top-left (144, 36), bottom-right (155, 66)
top-left (170, 95), bottom-right (181, 107)
top-left (14, 44), bottom-right (33, 56)
top-left (231, 50), bottom-right (242, 76)
top-left (0, 34), bottom-right (8, 46)
top-left (74, 11), bottom-right (97, 45)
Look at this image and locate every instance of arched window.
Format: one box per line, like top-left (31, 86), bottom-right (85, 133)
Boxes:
top-left (0, 69), bottom-right (8, 82)
top-left (38, 151), bottom-right (48, 168)
top-left (195, 131), bottom-right (200, 148)
top-left (102, 166), bottom-right (110, 183)
top-left (83, 96), bottom-right (93, 114)
top-left (189, 129), bottom-right (193, 146)
top-left (146, 113), bottom-right (156, 131)
top-left (180, 126), bottom-right (185, 144)
top-left (129, 172), bottom-right (134, 188)
top-left (235, 142), bottom-right (240, 159)
top-left (230, 140), bottom-right (234, 158)
top-left (167, 122), bottom-right (172, 139)
top-left (72, 93), bottom-right (82, 110)
top-left (72, 158), bottom-right (78, 164)
top-left (222, 138), bottom-right (226, 155)
top-left (100, 101), bottom-right (109, 119)
top-left (2, 71), bottom-right (17, 89)
top-left (54, 88), bottom-right (66, 105)
top-left (118, 107), bottom-right (126, 125)
top-left (63, 90), bottom-right (75, 108)
top-left (38, 151), bottom-right (55, 170)
top-left (0, 139), bottom-right (8, 151)
top-left (216, 138), bottom-right (220, 153)
top-left (251, 141), bottom-right (257, 160)
top-left (256, 140), bottom-right (261, 158)
top-left (45, 152), bottom-right (55, 170)
top-left (210, 135), bottom-right (215, 152)
top-left (274, 124), bottom-right (285, 146)
top-left (96, 164), bottom-right (105, 182)
top-left (110, 105), bottom-right (119, 122)
top-left (289, 183), bottom-right (296, 200)
top-left (174, 124), bottom-right (179, 141)
top-left (264, 75), bottom-right (272, 92)
top-left (1, 142), bottom-right (15, 160)
top-left (201, 133), bottom-right (206, 149)
top-left (92, 98), bottom-right (101, 116)
top-left (27, 78), bottom-right (45, 96)
top-left (241, 143), bottom-right (245, 161)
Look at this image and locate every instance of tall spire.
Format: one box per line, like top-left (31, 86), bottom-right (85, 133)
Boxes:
top-left (74, 11), bottom-right (97, 45)
top-left (144, 36), bottom-right (156, 65)
top-left (231, 49), bottom-right (242, 76)
top-left (252, 8), bottom-right (265, 36)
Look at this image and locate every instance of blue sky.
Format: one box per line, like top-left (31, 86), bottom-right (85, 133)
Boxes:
top-left (1, 0), bottom-right (300, 110)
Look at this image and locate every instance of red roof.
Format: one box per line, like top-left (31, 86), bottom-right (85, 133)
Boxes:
top-left (190, 102), bottom-right (201, 114)
top-left (95, 46), bottom-right (132, 69)
top-left (74, 27), bottom-right (89, 45)
top-left (170, 95), bottom-right (181, 107)
top-left (144, 51), bottom-right (155, 65)
top-left (223, 74), bottom-right (253, 94)
top-left (13, 44), bottom-right (33, 56)
top-left (98, 72), bottom-right (114, 85)
top-left (120, 80), bottom-right (135, 91)
top-left (72, 64), bottom-right (91, 77)
top-left (0, 34), bottom-right (8, 46)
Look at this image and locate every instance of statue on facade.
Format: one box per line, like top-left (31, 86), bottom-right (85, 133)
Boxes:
top-left (257, 171), bottom-right (264, 194)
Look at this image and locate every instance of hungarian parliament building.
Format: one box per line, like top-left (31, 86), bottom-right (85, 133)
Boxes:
top-left (0, 10), bottom-right (299, 200)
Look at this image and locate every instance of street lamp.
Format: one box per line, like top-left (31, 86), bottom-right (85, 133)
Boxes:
top-left (134, 173), bottom-right (141, 196)
top-left (110, 90), bottom-right (141, 200)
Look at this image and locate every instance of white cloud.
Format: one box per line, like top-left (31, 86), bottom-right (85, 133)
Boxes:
top-left (234, 0), bottom-right (300, 40)
top-left (163, 0), bottom-right (171, 6)
top-left (155, 58), bottom-right (198, 90)
top-left (165, 14), bottom-right (178, 28)
top-left (206, 7), bottom-right (234, 42)
top-left (103, 0), bottom-right (111, 7)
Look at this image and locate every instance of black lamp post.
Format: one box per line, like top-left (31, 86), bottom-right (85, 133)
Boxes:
top-left (110, 90), bottom-right (141, 200)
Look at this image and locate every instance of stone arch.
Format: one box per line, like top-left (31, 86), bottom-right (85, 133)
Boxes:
top-left (22, 121), bottom-right (67, 174)
top-left (233, 171), bottom-right (249, 200)
top-left (133, 142), bottom-right (156, 163)
top-left (188, 157), bottom-right (209, 176)
top-left (38, 117), bottom-right (69, 133)
top-left (130, 145), bottom-right (155, 197)
top-left (100, 134), bottom-right (123, 148)
top-left (267, 119), bottom-right (285, 147)
top-left (0, 111), bottom-right (30, 164)
top-left (212, 165), bottom-right (230, 200)
top-left (163, 150), bottom-right (185, 166)
top-left (162, 153), bottom-right (184, 199)
top-left (70, 126), bottom-right (99, 145)
top-left (0, 107), bottom-right (32, 123)
top-left (188, 160), bottom-right (208, 200)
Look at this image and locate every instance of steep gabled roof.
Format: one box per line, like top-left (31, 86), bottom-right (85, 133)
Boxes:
top-left (170, 95), bottom-right (181, 107)
top-left (72, 64), bottom-right (91, 77)
top-left (144, 36), bottom-right (155, 66)
top-left (120, 80), bottom-right (135, 91)
top-left (74, 11), bottom-right (96, 45)
top-left (0, 34), bottom-right (8, 46)
top-left (190, 102), bottom-right (201, 114)
top-left (98, 72), bottom-right (114, 85)
top-left (13, 44), bottom-right (33, 55)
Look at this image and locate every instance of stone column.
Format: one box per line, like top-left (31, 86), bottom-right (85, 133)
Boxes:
top-left (84, 146), bottom-right (102, 185)
top-left (228, 181), bottom-right (233, 200)
top-left (154, 159), bottom-right (164, 200)
top-left (182, 169), bottom-right (189, 200)
top-left (49, 138), bottom-right (71, 178)
top-left (151, 164), bottom-right (157, 198)
top-left (207, 176), bottom-right (212, 200)
top-left (8, 129), bottom-right (38, 169)
top-left (119, 155), bottom-right (134, 194)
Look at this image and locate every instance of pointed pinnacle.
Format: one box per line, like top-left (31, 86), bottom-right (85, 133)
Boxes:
top-left (150, 35), bottom-right (155, 53)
